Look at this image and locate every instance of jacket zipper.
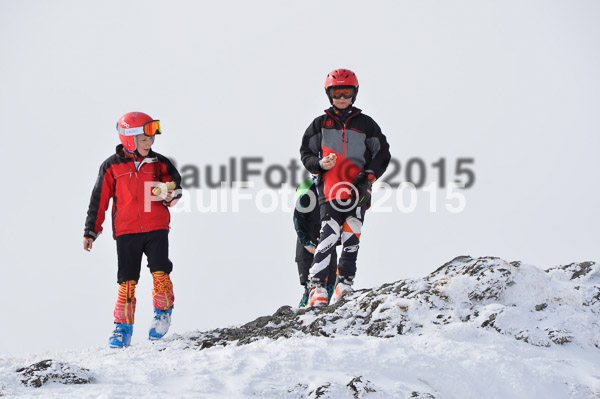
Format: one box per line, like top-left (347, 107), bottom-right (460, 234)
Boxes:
top-left (133, 167), bottom-right (143, 232)
top-left (134, 157), bottom-right (156, 232)
top-left (324, 109), bottom-right (360, 158)
top-left (320, 110), bottom-right (362, 202)
top-left (342, 112), bottom-right (358, 157)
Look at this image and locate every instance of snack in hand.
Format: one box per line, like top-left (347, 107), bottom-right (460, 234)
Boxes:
top-left (152, 181), bottom-right (176, 196)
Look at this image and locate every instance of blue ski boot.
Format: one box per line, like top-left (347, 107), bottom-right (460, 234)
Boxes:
top-left (149, 307), bottom-right (172, 341)
top-left (109, 323), bottom-right (133, 348)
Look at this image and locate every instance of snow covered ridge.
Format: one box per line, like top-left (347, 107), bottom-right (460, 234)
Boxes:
top-left (4, 256), bottom-right (600, 398)
top-left (175, 256), bottom-right (600, 350)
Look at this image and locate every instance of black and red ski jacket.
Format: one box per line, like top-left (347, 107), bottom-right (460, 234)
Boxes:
top-left (300, 106), bottom-right (391, 204)
top-left (84, 145), bottom-right (182, 240)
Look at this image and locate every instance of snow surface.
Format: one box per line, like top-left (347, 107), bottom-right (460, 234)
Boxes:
top-left (1, 256), bottom-right (599, 398)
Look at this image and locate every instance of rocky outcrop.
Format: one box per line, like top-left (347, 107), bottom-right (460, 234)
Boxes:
top-left (174, 256), bottom-right (600, 351)
top-left (16, 359), bottom-right (93, 388)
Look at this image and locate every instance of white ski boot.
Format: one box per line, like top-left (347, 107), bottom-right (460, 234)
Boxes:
top-left (330, 278), bottom-right (354, 305)
top-left (308, 282), bottom-right (329, 307)
top-left (148, 307), bottom-right (172, 341)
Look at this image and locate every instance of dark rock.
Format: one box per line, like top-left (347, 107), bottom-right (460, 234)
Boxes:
top-left (309, 382), bottom-right (331, 398)
top-left (535, 303), bottom-right (547, 311)
top-left (287, 383), bottom-right (308, 395)
top-left (242, 315), bottom-right (273, 329)
top-left (17, 359), bottom-right (93, 388)
top-left (481, 313), bottom-right (497, 329)
top-left (411, 392), bottom-right (436, 398)
top-left (570, 262), bottom-right (595, 280)
top-left (347, 376), bottom-right (376, 398)
top-left (546, 261), bottom-right (597, 280)
top-left (547, 329), bottom-right (572, 345)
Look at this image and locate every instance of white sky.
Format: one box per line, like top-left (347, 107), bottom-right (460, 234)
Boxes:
top-left (1, 0), bottom-right (599, 356)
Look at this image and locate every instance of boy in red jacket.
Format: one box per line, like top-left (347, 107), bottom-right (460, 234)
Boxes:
top-left (83, 111), bottom-right (182, 348)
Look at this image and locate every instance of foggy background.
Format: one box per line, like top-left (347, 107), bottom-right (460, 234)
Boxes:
top-left (1, 0), bottom-right (598, 356)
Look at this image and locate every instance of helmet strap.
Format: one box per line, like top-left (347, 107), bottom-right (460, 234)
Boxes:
top-left (123, 146), bottom-right (136, 156)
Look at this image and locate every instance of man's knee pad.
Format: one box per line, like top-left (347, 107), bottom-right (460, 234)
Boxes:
top-left (341, 217), bottom-right (362, 254)
top-left (342, 217), bottom-right (362, 244)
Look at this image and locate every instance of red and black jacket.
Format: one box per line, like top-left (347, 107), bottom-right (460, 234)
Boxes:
top-left (84, 145), bottom-right (182, 240)
top-left (300, 106), bottom-right (391, 204)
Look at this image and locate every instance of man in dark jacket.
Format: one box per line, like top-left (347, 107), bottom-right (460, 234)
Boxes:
top-left (300, 69), bottom-right (391, 307)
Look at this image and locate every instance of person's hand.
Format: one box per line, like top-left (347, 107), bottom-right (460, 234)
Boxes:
top-left (304, 245), bottom-right (316, 254)
top-left (83, 237), bottom-right (93, 252)
top-left (321, 154), bottom-right (337, 170)
top-left (352, 171), bottom-right (374, 206)
top-left (164, 188), bottom-right (174, 202)
top-left (153, 181), bottom-right (176, 201)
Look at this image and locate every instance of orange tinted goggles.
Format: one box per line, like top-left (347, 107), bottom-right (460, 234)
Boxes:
top-left (117, 120), bottom-right (162, 136)
top-left (330, 87), bottom-right (355, 99)
top-left (143, 120), bottom-right (161, 136)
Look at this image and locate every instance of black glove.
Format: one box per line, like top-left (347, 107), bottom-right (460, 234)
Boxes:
top-left (352, 171), bottom-right (372, 207)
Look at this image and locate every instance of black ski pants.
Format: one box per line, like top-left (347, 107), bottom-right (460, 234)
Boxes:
top-left (115, 229), bottom-right (173, 284)
top-left (296, 241), bottom-right (338, 286)
top-left (309, 201), bottom-right (365, 284)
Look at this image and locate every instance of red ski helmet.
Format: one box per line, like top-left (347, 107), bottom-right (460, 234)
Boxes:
top-left (324, 69), bottom-right (359, 104)
top-left (116, 112), bottom-right (161, 154)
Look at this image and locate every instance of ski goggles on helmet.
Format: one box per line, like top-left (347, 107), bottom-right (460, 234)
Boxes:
top-left (329, 87), bottom-right (355, 99)
top-left (117, 120), bottom-right (161, 136)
